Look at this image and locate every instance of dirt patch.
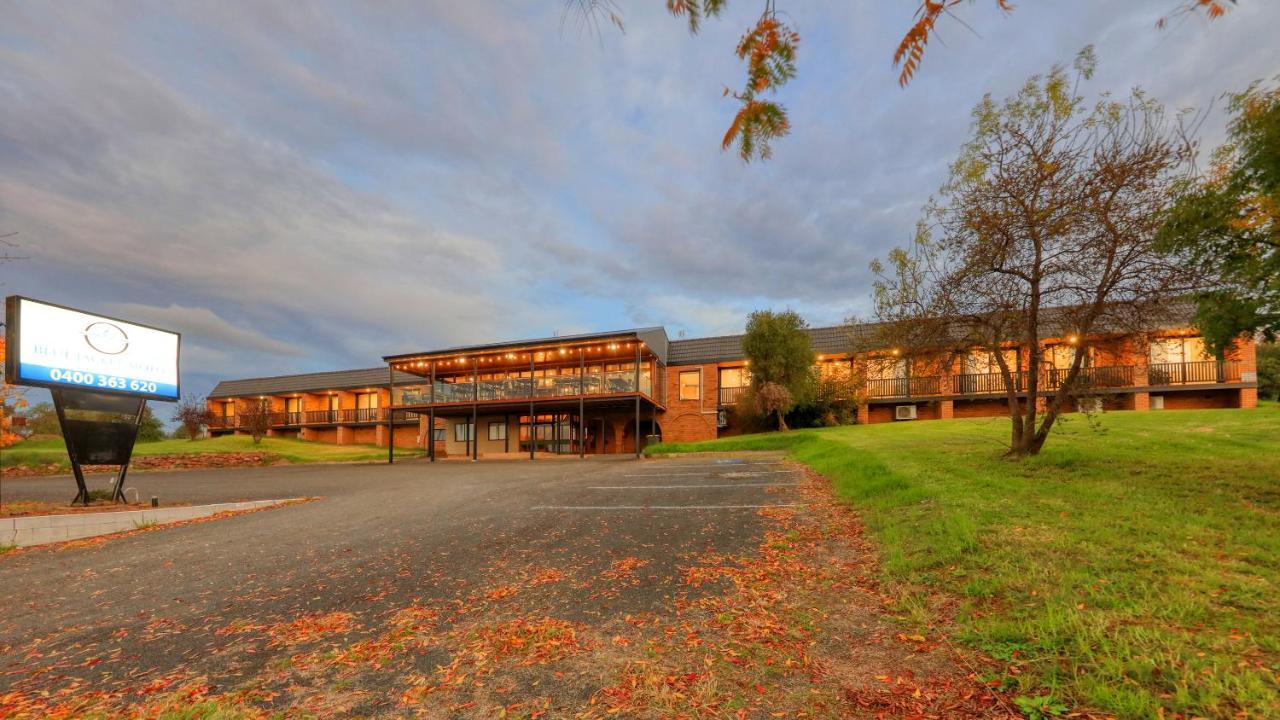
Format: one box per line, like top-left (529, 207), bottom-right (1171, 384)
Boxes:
top-left (0, 500), bottom-right (188, 518)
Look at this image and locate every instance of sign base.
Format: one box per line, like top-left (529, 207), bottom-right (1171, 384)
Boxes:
top-left (51, 389), bottom-right (146, 505)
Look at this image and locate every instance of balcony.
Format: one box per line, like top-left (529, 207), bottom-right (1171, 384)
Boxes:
top-left (1042, 365), bottom-right (1135, 391)
top-left (1148, 360), bottom-right (1241, 386)
top-left (719, 386), bottom-right (747, 406)
top-left (395, 369), bottom-right (654, 407)
top-left (866, 376), bottom-right (941, 399)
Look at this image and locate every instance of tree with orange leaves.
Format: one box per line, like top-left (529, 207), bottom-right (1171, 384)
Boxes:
top-left (573, 0), bottom-right (1239, 161)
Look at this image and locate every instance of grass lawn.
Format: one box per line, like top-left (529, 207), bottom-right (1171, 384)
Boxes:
top-left (648, 404), bottom-right (1280, 719)
top-left (1, 434), bottom-right (423, 472)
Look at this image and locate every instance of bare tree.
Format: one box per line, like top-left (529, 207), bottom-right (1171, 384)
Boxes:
top-left (173, 395), bottom-right (214, 441)
top-left (238, 398), bottom-right (271, 445)
top-left (872, 49), bottom-right (1200, 457)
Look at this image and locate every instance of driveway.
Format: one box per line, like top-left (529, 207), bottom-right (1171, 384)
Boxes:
top-left (0, 456), bottom-right (1004, 718)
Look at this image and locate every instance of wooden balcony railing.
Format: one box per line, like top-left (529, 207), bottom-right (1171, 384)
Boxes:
top-left (951, 371), bottom-right (1028, 395)
top-left (866, 376), bottom-right (941, 398)
top-left (718, 386), bottom-right (747, 406)
top-left (339, 408), bottom-right (384, 423)
top-left (1148, 360), bottom-right (1241, 386)
top-left (1042, 365), bottom-right (1134, 391)
top-left (208, 416), bottom-right (236, 429)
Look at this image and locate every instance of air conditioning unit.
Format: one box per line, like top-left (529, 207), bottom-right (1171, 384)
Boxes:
top-left (1150, 395), bottom-right (1164, 410)
top-left (1076, 397), bottom-right (1104, 414)
top-left (895, 405), bottom-right (918, 421)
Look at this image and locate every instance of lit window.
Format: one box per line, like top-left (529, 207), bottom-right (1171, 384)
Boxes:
top-left (719, 367), bottom-right (747, 389)
top-left (679, 370), bottom-right (701, 401)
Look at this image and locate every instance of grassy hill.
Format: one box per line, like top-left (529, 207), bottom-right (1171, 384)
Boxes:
top-left (648, 404), bottom-right (1280, 719)
top-left (2, 434), bottom-right (423, 473)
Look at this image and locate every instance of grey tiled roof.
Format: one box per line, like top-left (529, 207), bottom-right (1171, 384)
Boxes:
top-left (208, 367), bottom-right (421, 399)
top-left (668, 324), bottom-right (879, 366)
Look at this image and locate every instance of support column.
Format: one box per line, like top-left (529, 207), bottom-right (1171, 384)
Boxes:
top-left (939, 399), bottom-right (954, 420)
top-left (1133, 391), bottom-right (1150, 412)
top-left (634, 343), bottom-right (641, 459)
top-left (429, 361), bottom-right (437, 462)
top-left (579, 348), bottom-right (586, 459)
top-left (472, 357), bottom-right (479, 462)
top-left (337, 426), bottom-right (353, 445)
top-left (529, 353), bottom-right (536, 460)
top-left (857, 404), bottom-right (870, 425)
top-left (1239, 387), bottom-right (1258, 409)
top-left (387, 364), bottom-right (395, 464)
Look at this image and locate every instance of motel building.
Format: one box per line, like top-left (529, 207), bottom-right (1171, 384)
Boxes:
top-left (206, 314), bottom-right (1260, 459)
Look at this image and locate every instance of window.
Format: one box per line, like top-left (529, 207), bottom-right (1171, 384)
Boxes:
top-left (327, 395), bottom-right (339, 411)
top-left (719, 367), bottom-right (748, 389)
top-left (356, 393), bottom-right (379, 410)
top-left (454, 422), bottom-right (474, 442)
top-left (285, 398), bottom-right (301, 413)
top-left (963, 350), bottom-right (1018, 375)
top-left (679, 370), bottom-right (701, 401)
top-left (1149, 337), bottom-right (1207, 364)
top-left (432, 428), bottom-right (446, 441)
top-left (868, 356), bottom-right (908, 381)
top-left (488, 422), bottom-right (507, 441)
top-left (1046, 344), bottom-right (1090, 370)
top-left (222, 402), bottom-right (234, 418)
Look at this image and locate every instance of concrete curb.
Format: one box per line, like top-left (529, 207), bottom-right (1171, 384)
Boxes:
top-left (1, 498), bottom-right (303, 548)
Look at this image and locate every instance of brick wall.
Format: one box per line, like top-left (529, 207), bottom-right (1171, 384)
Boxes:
top-left (1155, 389), bottom-right (1238, 410)
top-left (661, 364), bottom-right (719, 443)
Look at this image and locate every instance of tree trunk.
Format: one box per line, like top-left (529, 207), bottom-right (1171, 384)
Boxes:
top-left (777, 410), bottom-right (789, 432)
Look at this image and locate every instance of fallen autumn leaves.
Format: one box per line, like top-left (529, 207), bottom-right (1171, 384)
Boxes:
top-left (1, 466), bottom-right (1018, 719)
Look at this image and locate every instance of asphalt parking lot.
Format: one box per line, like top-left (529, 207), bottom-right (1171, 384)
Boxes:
top-left (0, 455), bottom-right (806, 711)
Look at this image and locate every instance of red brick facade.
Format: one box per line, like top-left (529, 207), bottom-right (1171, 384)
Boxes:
top-left (208, 326), bottom-right (1261, 455)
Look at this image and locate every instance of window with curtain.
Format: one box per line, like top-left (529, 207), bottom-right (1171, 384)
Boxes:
top-left (679, 370), bottom-right (701, 401)
top-left (454, 422), bottom-right (474, 442)
top-left (719, 367), bottom-right (749, 388)
top-left (1149, 337), bottom-right (1207, 364)
top-left (488, 422), bottom-right (507, 441)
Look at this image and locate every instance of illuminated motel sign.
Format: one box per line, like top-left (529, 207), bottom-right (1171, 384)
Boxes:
top-left (4, 296), bottom-right (181, 504)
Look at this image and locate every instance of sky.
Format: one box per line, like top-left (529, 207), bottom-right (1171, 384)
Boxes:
top-left (2, 1), bottom-right (1278, 406)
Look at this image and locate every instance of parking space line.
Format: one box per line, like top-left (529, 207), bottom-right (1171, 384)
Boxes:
top-left (587, 482), bottom-right (801, 489)
top-left (622, 470), bottom-right (799, 478)
top-left (532, 503), bottom-right (806, 510)
top-left (640, 462), bottom-right (786, 469)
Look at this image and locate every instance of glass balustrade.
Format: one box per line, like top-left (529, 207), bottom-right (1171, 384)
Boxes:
top-left (391, 362), bottom-right (656, 405)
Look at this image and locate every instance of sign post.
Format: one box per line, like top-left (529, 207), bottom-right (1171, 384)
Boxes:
top-left (4, 297), bottom-right (181, 505)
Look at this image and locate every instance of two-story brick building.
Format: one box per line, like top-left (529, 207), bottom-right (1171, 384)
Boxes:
top-left (207, 313), bottom-right (1259, 458)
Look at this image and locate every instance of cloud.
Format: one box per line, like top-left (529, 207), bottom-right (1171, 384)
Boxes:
top-left (103, 302), bottom-right (303, 358)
